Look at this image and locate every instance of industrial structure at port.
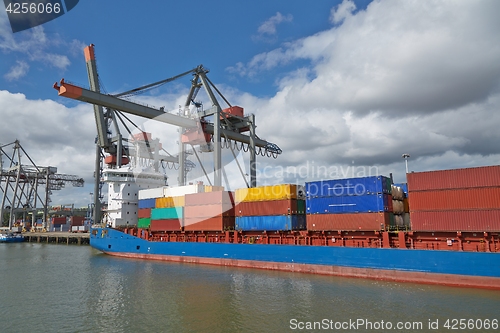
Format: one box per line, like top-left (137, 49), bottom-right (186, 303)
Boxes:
top-left (0, 140), bottom-right (85, 231)
top-left (53, 44), bottom-right (500, 290)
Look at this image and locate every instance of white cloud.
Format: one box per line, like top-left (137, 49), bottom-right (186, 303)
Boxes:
top-left (330, 0), bottom-right (356, 24)
top-left (0, 90), bottom-right (97, 206)
top-left (225, 0), bottom-right (500, 184)
top-left (257, 12), bottom-right (293, 36)
top-left (0, 10), bottom-right (82, 79)
top-left (4, 60), bottom-right (29, 81)
top-left (252, 12), bottom-right (293, 44)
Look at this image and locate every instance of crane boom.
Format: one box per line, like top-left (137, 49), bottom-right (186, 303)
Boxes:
top-left (53, 79), bottom-right (276, 149)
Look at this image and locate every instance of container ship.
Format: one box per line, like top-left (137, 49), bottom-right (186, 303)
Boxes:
top-left (90, 163), bottom-right (500, 290)
top-left (55, 44), bottom-right (499, 289)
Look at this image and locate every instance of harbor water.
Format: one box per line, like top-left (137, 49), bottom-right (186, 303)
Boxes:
top-left (1, 243), bottom-right (499, 332)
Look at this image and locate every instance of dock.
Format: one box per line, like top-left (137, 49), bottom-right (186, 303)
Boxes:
top-left (23, 232), bottom-right (90, 245)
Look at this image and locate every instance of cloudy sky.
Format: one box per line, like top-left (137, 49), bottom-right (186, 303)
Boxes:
top-left (1, 0), bottom-right (500, 207)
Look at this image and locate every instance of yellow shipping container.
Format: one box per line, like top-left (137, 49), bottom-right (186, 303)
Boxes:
top-left (235, 184), bottom-right (300, 202)
top-left (156, 196), bottom-right (185, 208)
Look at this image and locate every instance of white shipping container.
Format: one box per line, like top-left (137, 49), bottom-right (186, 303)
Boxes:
top-left (138, 187), bottom-right (167, 200)
top-left (164, 184), bottom-right (205, 197)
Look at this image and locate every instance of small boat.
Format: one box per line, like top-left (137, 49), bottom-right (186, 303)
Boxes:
top-left (0, 233), bottom-right (25, 243)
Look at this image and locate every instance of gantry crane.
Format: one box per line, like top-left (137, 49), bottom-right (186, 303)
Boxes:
top-left (53, 44), bottom-right (282, 223)
top-left (0, 140), bottom-right (84, 230)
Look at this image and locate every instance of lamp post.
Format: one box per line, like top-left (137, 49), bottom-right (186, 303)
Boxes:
top-left (402, 154), bottom-right (410, 174)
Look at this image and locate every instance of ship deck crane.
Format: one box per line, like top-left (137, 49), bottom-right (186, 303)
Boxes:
top-left (53, 44), bottom-right (282, 222)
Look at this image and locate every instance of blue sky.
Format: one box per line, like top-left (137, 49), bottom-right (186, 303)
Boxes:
top-left (1, 0), bottom-right (500, 207)
top-left (2, 1), bottom-right (370, 100)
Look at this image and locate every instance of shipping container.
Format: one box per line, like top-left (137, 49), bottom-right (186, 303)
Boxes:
top-left (185, 191), bottom-right (234, 206)
top-left (306, 212), bottom-right (390, 231)
top-left (164, 184), bottom-right (204, 197)
top-left (138, 218), bottom-right (151, 229)
top-left (51, 217), bottom-right (67, 224)
top-left (151, 207), bottom-right (183, 220)
top-left (70, 216), bottom-right (85, 226)
top-left (184, 204), bottom-right (234, 218)
top-left (235, 199), bottom-right (304, 216)
top-left (138, 208), bottom-right (151, 219)
top-left (407, 165), bottom-right (500, 191)
top-left (305, 176), bottom-right (391, 198)
top-left (235, 184), bottom-right (305, 202)
top-left (138, 187), bottom-right (166, 200)
top-left (235, 215), bottom-right (306, 231)
top-left (138, 198), bottom-right (156, 209)
top-left (408, 187), bottom-right (500, 211)
top-left (410, 210), bottom-right (500, 231)
top-left (306, 194), bottom-right (390, 214)
top-left (184, 216), bottom-right (235, 231)
top-left (150, 219), bottom-right (182, 231)
top-left (156, 196), bottom-right (185, 208)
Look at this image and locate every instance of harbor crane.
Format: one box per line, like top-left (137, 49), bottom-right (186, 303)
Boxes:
top-left (53, 44), bottom-right (281, 224)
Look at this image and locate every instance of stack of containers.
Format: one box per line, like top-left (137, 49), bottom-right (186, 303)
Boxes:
top-left (306, 176), bottom-right (393, 231)
top-left (407, 165), bottom-right (500, 231)
top-left (235, 184), bottom-right (306, 231)
top-left (184, 190), bottom-right (235, 231)
top-left (138, 184), bottom-right (204, 231)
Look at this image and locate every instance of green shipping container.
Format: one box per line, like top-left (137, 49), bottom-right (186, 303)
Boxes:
top-left (297, 200), bottom-right (306, 214)
top-left (385, 177), bottom-right (392, 195)
top-left (138, 218), bottom-right (151, 228)
top-left (151, 207), bottom-right (183, 220)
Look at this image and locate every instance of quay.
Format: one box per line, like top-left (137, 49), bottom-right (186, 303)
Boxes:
top-left (23, 232), bottom-right (90, 245)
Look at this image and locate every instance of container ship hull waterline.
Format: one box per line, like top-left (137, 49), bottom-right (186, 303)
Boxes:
top-left (90, 166), bottom-right (500, 290)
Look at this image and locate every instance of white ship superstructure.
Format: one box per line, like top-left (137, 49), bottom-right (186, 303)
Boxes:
top-left (102, 133), bottom-right (168, 228)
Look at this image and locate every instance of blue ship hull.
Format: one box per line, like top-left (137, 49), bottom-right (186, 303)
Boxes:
top-left (90, 227), bottom-right (500, 289)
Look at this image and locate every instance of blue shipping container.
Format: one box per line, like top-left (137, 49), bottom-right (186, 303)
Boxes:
top-left (306, 194), bottom-right (390, 214)
top-left (138, 198), bottom-right (156, 209)
top-left (305, 176), bottom-right (391, 198)
top-left (235, 215), bottom-right (306, 231)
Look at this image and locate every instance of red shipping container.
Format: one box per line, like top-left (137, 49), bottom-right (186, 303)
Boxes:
top-left (184, 205), bottom-right (234, 218)
top-left (410, 210), bottom-right (500, 231)
top-left (185, 191), bottom-right (234, 206)
top-left (408, 187), bottom-right (500, 211)
top-left (138, 208), bottom-right (151, 218)
top-left (184, 216), bottom-right (235, 231)
top-left (235, 200), bottom-right (299, 216)
top-left (70, 216), bottom-right (85, 226)
top-left (52, 217), bottom-right (66, 224)
top-left (150, 219), bottom-right (182, 231)
top-left (306, 212), bottom-right (389, 231)
top-left (407, 165), bottom-right (500, 191)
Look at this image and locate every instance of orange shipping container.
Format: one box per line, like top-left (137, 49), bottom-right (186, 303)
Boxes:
top-left (138, 208), bottom-right (151, 219)
top-left (235, 200), bottom-right (301, 216)
top-left (184, 216), bottom-right (235, 231)
top-left (408, 187), bottom-right (500, 211)
top-left (150, 219), bottom-right (182, 231)
top-left (306, 212), bottom-right (389, 231)
top-left (407, 165), bottom-right (500, 191)
top-left (410, 210), bottom-right (500, 231)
